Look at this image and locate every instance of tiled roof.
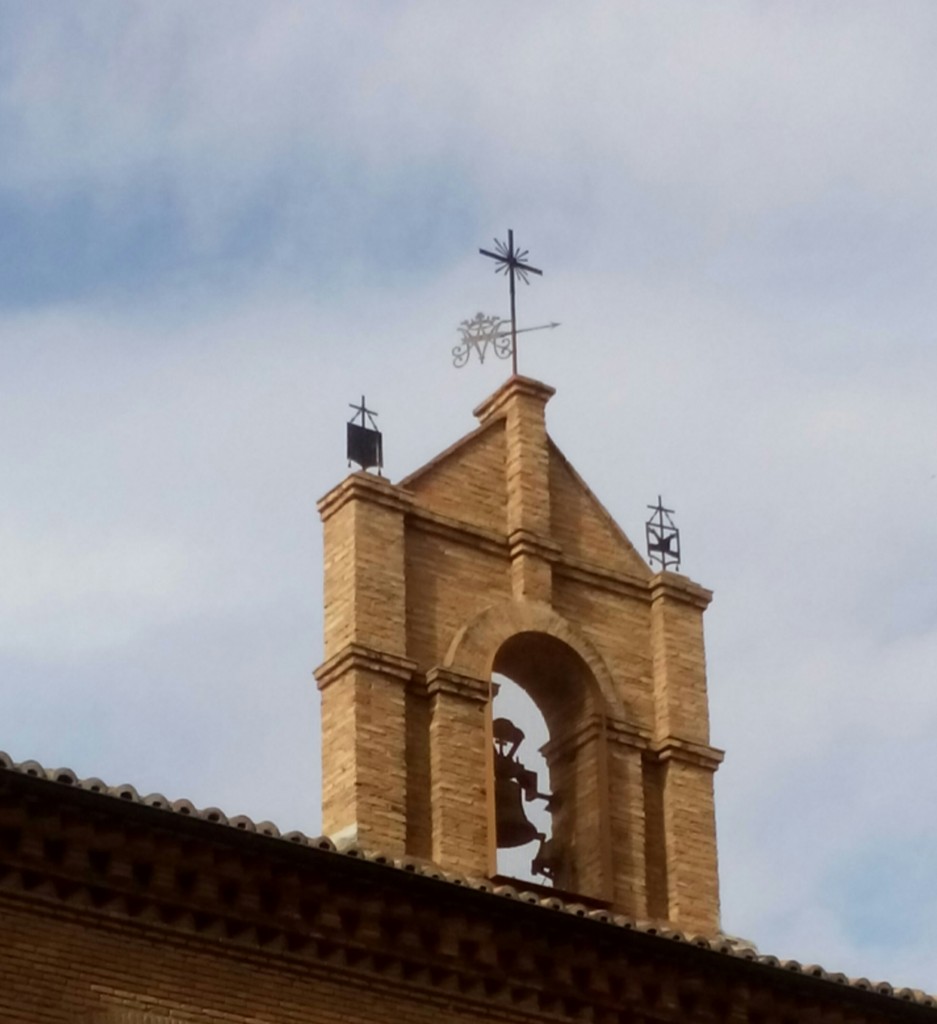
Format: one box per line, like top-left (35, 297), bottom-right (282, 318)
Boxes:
top-left (1, 749), bottom-right (933, 1010)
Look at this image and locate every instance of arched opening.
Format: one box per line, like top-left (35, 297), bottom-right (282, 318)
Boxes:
top-left (493, 631), bottom-right (595, 733)
top-left (490, 632), bottom-right (600, 887)
top-left (491, 674), bottom-right (552, 884)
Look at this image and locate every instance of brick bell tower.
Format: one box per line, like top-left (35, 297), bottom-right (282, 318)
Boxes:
top-left (315, 376), bottom-right (723, 934)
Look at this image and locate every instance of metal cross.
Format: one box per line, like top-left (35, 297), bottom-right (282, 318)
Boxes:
top-left (348, 396), bottom-right (379, 431)
top-left (479, 229), bottom-right (543, 376)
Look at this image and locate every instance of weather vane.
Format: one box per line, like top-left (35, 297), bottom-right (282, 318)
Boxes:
top-left (478, 228), bottom-right (544, 376)
top-left (451, 312), bottom-right (560, 369)
top-left (346, 396), bottom-right (383, 474)
top-left (645, 495), bottom-right (681, 571)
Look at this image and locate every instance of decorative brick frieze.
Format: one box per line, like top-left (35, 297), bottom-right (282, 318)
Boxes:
top-left (1, 762), bottom-right (933, 1023)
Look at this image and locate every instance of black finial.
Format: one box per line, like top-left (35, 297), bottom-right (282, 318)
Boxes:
top-left (347, 396), bottom-right (383, 474)
top-left (479, 229), bottom-right (543, 376)
top-left (645, 495), bottom-right (681, 572)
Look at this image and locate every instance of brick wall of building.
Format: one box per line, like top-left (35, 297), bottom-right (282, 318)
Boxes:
top-left (0, 761), bottom-right (932, 1024)
top-left (0, 897), bottom-right (512, 1024)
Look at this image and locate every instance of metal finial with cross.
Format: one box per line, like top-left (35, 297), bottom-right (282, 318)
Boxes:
top-left (346, 396), bottom-right (383, 474)
top-left (645, 495), bottom-right (681, 572)
top-left (479, 229), bottom-right (543, 376)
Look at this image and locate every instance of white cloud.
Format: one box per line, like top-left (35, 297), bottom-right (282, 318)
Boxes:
top-left (6, 3), bottom-right (937, 230)
top-left (1, 0), bottom-right (937, 994)
top-left (0, 525), bottom-right (193, 656)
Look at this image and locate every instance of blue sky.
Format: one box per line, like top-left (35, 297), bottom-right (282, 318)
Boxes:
top-left (2, 1), bottom-right (937, 992)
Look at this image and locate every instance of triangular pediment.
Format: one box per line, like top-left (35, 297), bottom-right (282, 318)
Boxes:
top-left (399, 409), bottom-right (649, 578)
top-left (548, 438), bottom-right (651, 578)
top-left (400, 417), bottom-right (507, 534)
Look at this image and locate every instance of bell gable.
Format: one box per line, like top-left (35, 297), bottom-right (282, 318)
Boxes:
top-left (316, 376), bottom-right (722, 933)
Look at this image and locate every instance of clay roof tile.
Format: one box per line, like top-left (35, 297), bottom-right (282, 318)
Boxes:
top-left (0, 749), bottom-right (933, 1008)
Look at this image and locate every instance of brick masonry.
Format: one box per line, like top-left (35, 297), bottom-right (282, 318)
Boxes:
top-left (316, 376), bottom-right (723, 934)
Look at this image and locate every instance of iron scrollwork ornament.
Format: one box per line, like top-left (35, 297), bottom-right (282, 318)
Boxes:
top-left (452, 312), bottom-right (513, 368)
top-left (452, 311), bottom-right (561, 370)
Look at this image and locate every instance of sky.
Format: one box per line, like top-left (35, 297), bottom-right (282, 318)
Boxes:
top-left (2, 0), bottom-right (937, 993)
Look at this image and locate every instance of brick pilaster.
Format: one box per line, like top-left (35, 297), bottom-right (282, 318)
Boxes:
top-left (315, 645), bottom-right (416, 851)
top-left (542, 716), bottom-right (612, 902)
top-left (649, 571), bottom-right (712, 745)
top-left (425, 667), bottom-right (492, 876)
top-left (646, 740), bottom-right (722, 933)
top-left (315, 474), bottom-right (414, 852)
top-left (475, 377), bottom-right (556, 602)
top-left (605, 719), bottom-right (650, 919)
top-left (647, 570), bottom-right (722, 931)
top-left (318, 473), bottom-right (412, 660)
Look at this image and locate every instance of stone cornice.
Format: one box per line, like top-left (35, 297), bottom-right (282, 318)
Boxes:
top-left (541, 714), bottom-right (652, 762)
top-left (552, 555), bottom-right (654, 601)
top-left (649, 571), bottom-right (713, 611)
top-left (350, 494), bottom-right (701, 608)
top-left (473, 376), bottom-right (556, 424)
top-left (647, 737), bottom-right (726, 771)
top-left (425, 667), bottom-right (490, 703)
top-left (401, 512), bottom-right (676, 605)
top-left (540, 720), bottom-right (724, 771)
top-left (406, 505), bottom-right (509, 559)
top-left (317, 472), bottom-right (414, 522)
top-left (606, 715), bottom-right (655, 748)
top-left (314, 644), bottom-right (417, 691)
top-left (508, 528), bottom-right (562, 563)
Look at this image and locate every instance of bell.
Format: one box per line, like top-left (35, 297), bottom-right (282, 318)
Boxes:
top-left (492, 716), bottom-right (546, 850)
top-left (495, 774), bottom-right (541, 848)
